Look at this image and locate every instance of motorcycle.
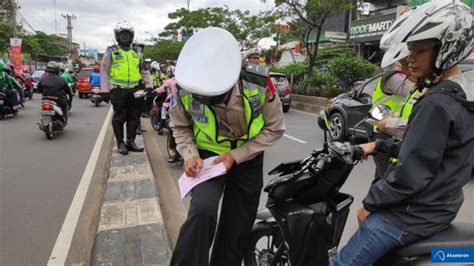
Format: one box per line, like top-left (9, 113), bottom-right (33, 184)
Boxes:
top-left (90, 87), bottom-right (102, 107)
top-left (0, 90), bottom-right (18, 118)
top-left (245, 105), bottom-right (474, 266)
top-left (38, 96), bottom-right (67, 139)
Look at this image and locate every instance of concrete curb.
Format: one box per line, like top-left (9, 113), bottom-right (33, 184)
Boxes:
top-left (290, 94), bottom-right (332, 114)
top-left (90, 136), bottom-right (172, 265)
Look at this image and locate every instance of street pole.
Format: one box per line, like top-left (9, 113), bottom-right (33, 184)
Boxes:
top-left (53, 0), bottom-right (57, 35)
top-left (11, 0), bottom-right (17, 38)
top-left (62, 13), bottom-right (76, 55)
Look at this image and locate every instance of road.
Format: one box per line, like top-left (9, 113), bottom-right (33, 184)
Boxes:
top-left (0, 94), bottom-right (109, 265)
top-left (153, 108), bottom-right (474, 247)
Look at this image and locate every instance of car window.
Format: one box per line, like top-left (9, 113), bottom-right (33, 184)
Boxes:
top-left (32, 70), bottom-right (45, 78)
top-left (78, 70), bottom-right (92, 77)
top-left (359, 76), bottom-right (380, 97)
top-left (271, 76), bottom-right (289, 89)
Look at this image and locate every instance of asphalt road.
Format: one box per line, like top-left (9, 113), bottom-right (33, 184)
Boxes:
top-left (155, 108), bottom-right (474, 247)
top-left (0, 94), bottom-right (109, 265)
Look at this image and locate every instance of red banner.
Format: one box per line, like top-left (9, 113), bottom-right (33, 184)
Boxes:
top-left (10, 38), bottom-right (23, 74)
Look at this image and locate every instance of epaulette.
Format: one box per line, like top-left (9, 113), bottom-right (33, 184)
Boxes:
top-left (107, 45), bottom-right (119, 56)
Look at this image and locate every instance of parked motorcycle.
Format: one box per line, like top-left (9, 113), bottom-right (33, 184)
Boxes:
top-left (0, 91), bottom-right (18, 118)
top-left (38, 96), bottom-right (67, 139)
top-left (90, 87), bottom-right (102, 107)
top-left (245, 105), bottom-right (474, 266)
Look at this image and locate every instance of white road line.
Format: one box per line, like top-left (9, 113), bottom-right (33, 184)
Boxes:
top-left (48, 106), bottom-right (113, 265)
top-left (290, 109), bottom-right (319, 117)
top-left (284, 133), bottom-right (307, 144)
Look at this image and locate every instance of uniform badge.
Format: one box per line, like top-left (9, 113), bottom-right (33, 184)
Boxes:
top-left (249, 95), bottom-right (262, 117)
top-left (189, 99), bottom-right (208, 123)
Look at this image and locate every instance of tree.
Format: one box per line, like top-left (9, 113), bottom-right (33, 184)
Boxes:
top-left (160, 7), bottom-right (281, 49)
top-left (329, 56), bottom-right (378, 89)
top-left (143, 39), bottom-right (185, 63)
top-left (275, 0), bottom-right (352, 79)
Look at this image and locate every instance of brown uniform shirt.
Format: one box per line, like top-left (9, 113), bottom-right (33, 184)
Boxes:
top-left (170, 83), bottom-right (286, 164)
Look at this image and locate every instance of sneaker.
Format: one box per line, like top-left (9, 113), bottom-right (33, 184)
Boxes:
top-left (118, 142), bottom-right (129, 155)
top-left (126, 141), bottom-right (144, 152)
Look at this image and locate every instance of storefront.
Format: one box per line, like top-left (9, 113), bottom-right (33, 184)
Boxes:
top-left (349, 13), bottom-right (397, 63)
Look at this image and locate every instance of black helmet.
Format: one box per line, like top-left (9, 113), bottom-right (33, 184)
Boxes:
top-left (46, 61), bottom-right (60, 74)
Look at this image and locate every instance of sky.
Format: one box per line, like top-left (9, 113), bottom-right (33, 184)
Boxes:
top-left (16, 0), bottom-right (276, 52)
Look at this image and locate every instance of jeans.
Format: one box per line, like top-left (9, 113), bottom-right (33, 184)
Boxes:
top-left (330, 213), bottom-right (420, 266)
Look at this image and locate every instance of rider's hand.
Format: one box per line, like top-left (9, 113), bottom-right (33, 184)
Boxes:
top-left (184, 156), bottom-right (203, 177)
top-left (213, 152), bottom-right (235, 171)
top-left (359, 142), bottom-right (376, 160)
top-left (377, 118), bottom-right (388, 133)
top-left (357, 207), bottom-right (371, 225)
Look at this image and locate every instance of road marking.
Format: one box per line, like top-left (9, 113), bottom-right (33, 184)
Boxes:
top-left (290, 109), bottom-right (319, 117)
top-left (48, 106), bottom-right (113, 265)
top-left (284, 134), bottom-right (307, 144)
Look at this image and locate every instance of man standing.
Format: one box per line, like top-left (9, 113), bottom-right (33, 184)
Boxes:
top-left (100, 21), bottom-right (153, 155)
top-left (170, 27), bottom-right (285, 266)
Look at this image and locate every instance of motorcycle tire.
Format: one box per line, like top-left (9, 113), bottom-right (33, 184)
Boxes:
top-left (95, 101), bottom-right (100, 107)
top-left (150, 112), bottom-right (160, 131)
top-left (244, 222), bottom-right (289, 266)
top-left (45, 122), bottom-right (55, 140)
top-left (167, 133), bottom-right (177, 159)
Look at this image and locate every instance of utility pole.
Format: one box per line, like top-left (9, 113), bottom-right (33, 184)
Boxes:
top-left (53, 0), bottom-right (57, 35)
top-left (11, 0), bottom-right (17, 38)
top-left (187, 0), bottom-right (190, 10)
top-left (62, 13), bottom-right (76, 54)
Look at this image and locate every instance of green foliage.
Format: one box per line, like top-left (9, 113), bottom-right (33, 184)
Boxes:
top-left (329, 56), bottom-right (379, 88)
top-left (143, 40), bottom-right (184, 63)
top-left (269, 62), bottom-right (306, 84)
top-left (315, 45), bottom-right (353, 67)
top-left (293, 69), bottom-right (337, 96)
top-left (160, 7), bottom-right (281, 49)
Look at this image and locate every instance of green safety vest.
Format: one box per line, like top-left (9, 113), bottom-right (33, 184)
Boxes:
top-left (61, 72), bottom-right (75, 85)
top-left (371, 71), bottom-right (405, 130)
top-left (389, 88), bottom-right (421, 164)
top-left (179, 80), bottom-right (266, 155)
top-left (109, 47), bottom-right (142, 88)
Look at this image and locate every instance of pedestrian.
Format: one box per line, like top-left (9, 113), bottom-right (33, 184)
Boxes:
top-left (169, 27), bottom-right (285, 266)
top-left (100, 21), bottom-right (153, 155)
top-left (331, 1), bottom-right (474, 265)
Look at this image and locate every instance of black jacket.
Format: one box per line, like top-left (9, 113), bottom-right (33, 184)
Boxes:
top-left (363, 71), bottom-right (474, 237)
top-left (37, 72), bottom-right (72, 99)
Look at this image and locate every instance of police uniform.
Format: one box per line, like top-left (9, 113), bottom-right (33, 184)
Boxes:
top-left (100, 45), bottom-right (152, 145)
top-left (169, 65), bottom-right (285, 265)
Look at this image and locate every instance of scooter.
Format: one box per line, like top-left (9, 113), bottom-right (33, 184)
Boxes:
top-left (245, 105), bottom-right (474, 266)
top-left (38, 96), bottom-right (67, 139)
top-left (90, 87), bottom-right (102, 107)
top-left (0, 90), bottom-right (18, 118)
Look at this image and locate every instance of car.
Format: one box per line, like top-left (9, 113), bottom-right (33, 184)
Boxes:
top-left (31, 69), bottom-right (47, 91)
top-left (270, 72), bottom-right (292, 113)
top-left (76, 67), bottom-right (93, 98)
top-left (319, 73), bottom-right (383, 141)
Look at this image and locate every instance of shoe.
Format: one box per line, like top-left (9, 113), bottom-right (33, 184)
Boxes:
top-left (168, 156), bottom-right (182, 164)
top-left (126, 141), bottom-right (144, 152)
top-left (157, 128), bottom-right (163, 135)
top-left (118, 142), bottom-right (129, 155)
top-left (136, 129), bottom-right (142, 135)
top-left (137, 126), bottom-right (147, 133)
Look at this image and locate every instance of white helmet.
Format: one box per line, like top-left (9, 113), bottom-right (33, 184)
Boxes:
top-left (113, 21), bottom-right (135, 45)
top-left (150, 61), bottom-right (159, 70)
top-left (380, 0), bottom-right (473, 73)
top-left (175, 27), bottom-right (241, 96)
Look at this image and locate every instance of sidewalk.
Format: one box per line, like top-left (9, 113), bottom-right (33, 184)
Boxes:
top-left (90, 135), bottom-right (172, 265)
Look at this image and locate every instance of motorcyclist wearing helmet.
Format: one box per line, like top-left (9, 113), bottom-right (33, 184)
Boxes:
top-left (332, 1), bottom-right (474, 265)
top-left (4, 63), bottom-right (25, 105)
top-left (100, 21), bottom-right (153, 155)
top-left (0, 61), bottom-right (21, 111)
top-left (169, 27), bottom-right (285, 266)
top-left (141, 58), bottom-right (154, 118)
top-left (89, 65), bottom-right (101, 88)
top-left (37, 61), bottom-right (73, 121)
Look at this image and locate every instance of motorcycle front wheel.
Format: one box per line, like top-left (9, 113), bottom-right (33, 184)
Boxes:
top-left (150, 112), bottom-right (160, 131)
top-left (244, 222), bottom-right (290, 266)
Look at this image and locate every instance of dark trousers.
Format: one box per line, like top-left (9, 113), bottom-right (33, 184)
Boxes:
top-left (370, 132), bottom-right (391, 183)
top-left (171, 151), bottom-right (264, 266)
top-left (111, 87), bottom-right (139, 144)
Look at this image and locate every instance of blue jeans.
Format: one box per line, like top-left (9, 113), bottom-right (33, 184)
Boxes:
top-left (331, 212), bottom-right (420, 266)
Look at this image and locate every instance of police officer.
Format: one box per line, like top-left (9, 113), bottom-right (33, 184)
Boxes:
top-left (169, 27), bottom-right (285, 266)
top-left (245, 49), bottom-right (260, 65)
top-left (100, 21), bottom-right (153, 155)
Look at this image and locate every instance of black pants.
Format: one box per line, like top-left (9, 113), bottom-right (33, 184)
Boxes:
top-left (111, 87), bottom-right (139, 144)
top-left (171, 151), bottom-right (264, 266)
top-left (370, 132), bottom-right (391, 183)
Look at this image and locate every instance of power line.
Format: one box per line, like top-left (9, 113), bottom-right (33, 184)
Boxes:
top-left (18, 11), bottom-right (37, 33)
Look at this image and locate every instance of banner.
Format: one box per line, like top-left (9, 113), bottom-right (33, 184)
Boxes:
top-left (10, 38), bottom-right (23, 74)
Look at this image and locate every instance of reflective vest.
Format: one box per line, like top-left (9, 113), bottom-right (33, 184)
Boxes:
top-left (179, 80), bottom-right (266, 155)
top-left (109, 47), bottom-right (141, 88)
top-left (371, 71), bottom-right (405, 130)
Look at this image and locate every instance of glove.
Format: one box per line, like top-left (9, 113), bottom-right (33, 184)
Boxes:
top-left (145, 87), bottom-right (153, 96)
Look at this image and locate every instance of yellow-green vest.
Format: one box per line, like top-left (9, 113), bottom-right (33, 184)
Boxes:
top-left (179, 80), bottom-right (266, 155)
top-left (109, 47), bottom-right (141, 88)
top-left (371, 72), bottom-right (405, 130)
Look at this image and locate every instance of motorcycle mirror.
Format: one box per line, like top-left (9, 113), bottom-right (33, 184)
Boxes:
top-left (369, 104), bottom-right (390, 121)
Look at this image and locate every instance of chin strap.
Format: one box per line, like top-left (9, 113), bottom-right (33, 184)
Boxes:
top-left (416, 73), bottom-right (443, 91)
